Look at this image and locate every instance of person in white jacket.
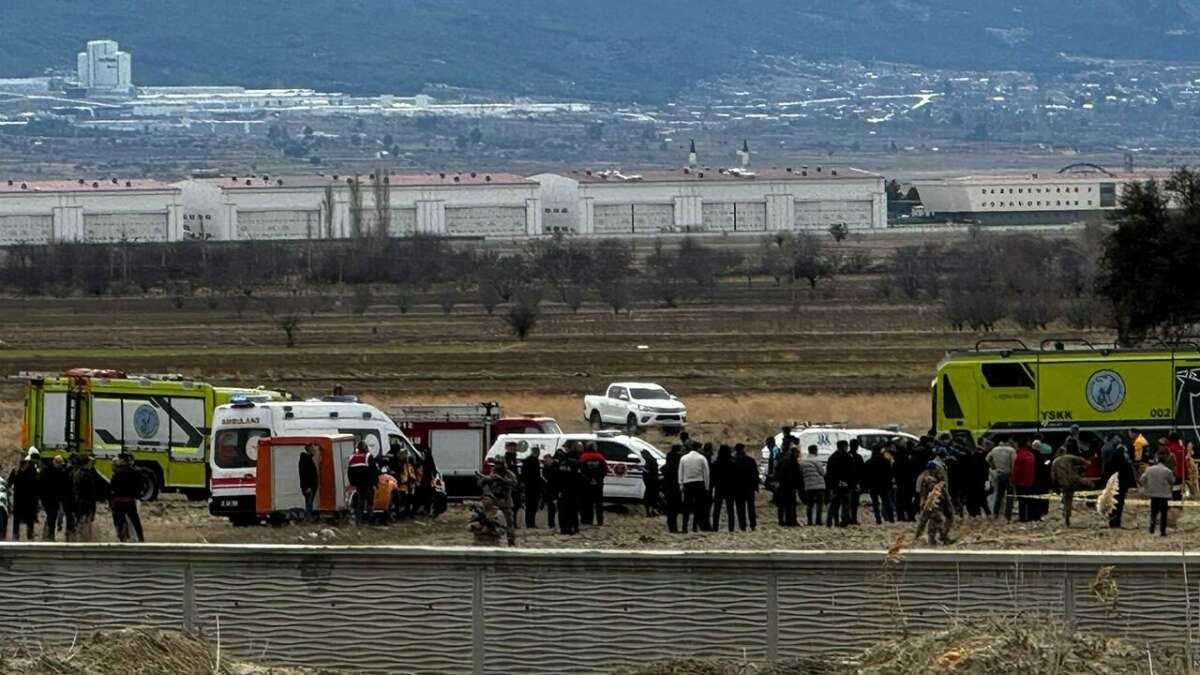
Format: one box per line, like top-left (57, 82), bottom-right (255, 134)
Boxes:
top-left (679, 447), bottom-right (710, 533)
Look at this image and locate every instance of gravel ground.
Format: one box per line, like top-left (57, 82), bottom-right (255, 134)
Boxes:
top-left (61, 491), bottom-right (1200, 553)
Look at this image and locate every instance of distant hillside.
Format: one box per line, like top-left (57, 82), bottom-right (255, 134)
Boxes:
top-left (4, 1), bottom-right (1200, 101)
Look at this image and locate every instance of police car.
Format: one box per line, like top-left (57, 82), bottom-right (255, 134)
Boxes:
top-left (484, 432), bottom-right (665, 502)
top-left (759, 426), bottom-right (920, 475)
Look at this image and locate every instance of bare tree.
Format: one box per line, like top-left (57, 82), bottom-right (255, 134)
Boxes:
top-left (478, 282), bottom-right (502, 315)
top-left (372, 172), bottom-right (391, 238)
top-left (396, 285), bottom-right (416, 314)
top-left (321, 183), bottom-right (336, 239)
top-left (277, 312), bottom-right (303, 348)
top-left (561, 283), bottom-right (585, 313)
top-left (347, 177), bottom-right (364, 239)
top-left (351, 284), bottom-right (372, 315)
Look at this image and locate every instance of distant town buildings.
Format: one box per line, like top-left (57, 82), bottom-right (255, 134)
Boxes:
top-left (76, 40), bottom-right (133, 95)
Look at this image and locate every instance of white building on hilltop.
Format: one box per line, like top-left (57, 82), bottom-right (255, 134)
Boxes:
top-left (77, 40), bottom-right (133, 95)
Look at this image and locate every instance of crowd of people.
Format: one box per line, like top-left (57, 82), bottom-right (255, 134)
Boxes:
top-left (342, 440), bottom-right (442, 523)
top-left (2, 447), bottom-right (144, 542)
top-left (467, 424), bottom-right (1198, 547)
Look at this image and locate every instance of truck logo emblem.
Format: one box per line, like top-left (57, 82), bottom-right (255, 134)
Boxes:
top-left (1086, 370), bottom-right (1125, 413)
top-left (133, 404), bottom-right (160, 438)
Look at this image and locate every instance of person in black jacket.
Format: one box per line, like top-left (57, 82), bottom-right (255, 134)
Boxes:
top-left (640, 449), bottom-right (660, 517)
top-left (663, 445), bottom-right (683, 533)
top-left (71, 455), bottom-right (108, 541)
top-left (732, 443), bottom-right (759, 531)
top-left (846, 439), bottom-right (864, 525)
top-left (1101, 435), bottom-right (1135, 528)
top-left (554, 446), bottom-right (584, 535)
top-left (40, 455), bottom-right (74, 541)
top-left (774, 447), bottom-right (799, 527)
top-left (826, 441), bottom-right (854, 528)
top-left (863, 445), bottom-right (895, 524)
top-left (298, 444), bottom-right (319, 521)
top-left (9, 459), bottom-right (39, 541)
top-left (542, 451), bottom-right (561, 529)
top-left (109, 457), bottom-right (145, 542)
top-left (709, 445), bottom-right (736, 532)
top-left (521, 447), bottom-right (544, 529)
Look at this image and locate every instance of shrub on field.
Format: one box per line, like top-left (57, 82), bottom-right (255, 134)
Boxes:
top-left (827, 222), bottom-right (849, 242)
top-left (350, 284), bottom-right (372, 316)
top-left (438, 287), bottom-right (458, 316)
top-left (560, 283), bottom-right (585, 313)
top-left (503, 287), bottom-right (542, 341)
top-left (396, 286), bottom-right (416, 314)
top-left (478, 282), bottom-right (502, 315)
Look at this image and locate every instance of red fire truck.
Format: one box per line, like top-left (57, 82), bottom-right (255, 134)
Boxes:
top-left (390, 402), bottom-right (560, 496)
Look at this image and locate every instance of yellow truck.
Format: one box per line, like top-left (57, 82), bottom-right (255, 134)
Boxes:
top-left (21, 369), bottom-right (284, 500)
top-left (933, 340), bottom-right (1200, 444)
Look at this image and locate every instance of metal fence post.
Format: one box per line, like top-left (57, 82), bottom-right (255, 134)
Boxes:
top-left (182, 562), bottom-right (195, 634)
top-left (472, 568), bottom-right (484, 675)
top-left (766, 571), bottom-right (779, 663)
top-left (1063, 573), bottom-right (1076, 628)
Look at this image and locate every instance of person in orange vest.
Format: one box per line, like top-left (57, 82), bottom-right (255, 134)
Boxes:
top-left (347, 442), bottom-right (378, 524)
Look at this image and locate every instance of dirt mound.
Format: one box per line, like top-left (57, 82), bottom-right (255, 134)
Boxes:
top-left (621, 618), bottom-right (1188, 675)
top-left (1, 628), bottom-right (309, 675)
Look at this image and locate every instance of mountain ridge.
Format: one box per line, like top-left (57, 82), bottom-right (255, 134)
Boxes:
top-left (3, 1), bottom-right (1200, 101)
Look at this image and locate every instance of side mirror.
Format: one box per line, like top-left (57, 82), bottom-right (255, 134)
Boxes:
top-left (671, 395), bottom-right (680, 401)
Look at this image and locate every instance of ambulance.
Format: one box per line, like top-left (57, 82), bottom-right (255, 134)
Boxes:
top-left (208, 397), bottom-right (431, 524)
top-left (933, 340), bottom-right (1200, 445)
top-left (20, 369), bottom-right (284, 501)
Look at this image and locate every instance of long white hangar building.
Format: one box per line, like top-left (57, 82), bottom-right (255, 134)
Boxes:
top-left (175, 172), bottom-right (543, 240)
top-left (0, 178), bottom-right (183, 245)
top-left (0, 166), bottom-right (885, 244)
top-left (534, 166), bottom-right (885, 235)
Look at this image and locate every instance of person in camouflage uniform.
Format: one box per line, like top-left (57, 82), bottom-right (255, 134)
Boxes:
top-left (479, 461), bottom-right (518, 545)
top-left (467, 495), bottom-right (505, 545)
top-left (1051, 439), bottom-right (1094, 527)
top-left (914, 462), bottom-right (955, 545)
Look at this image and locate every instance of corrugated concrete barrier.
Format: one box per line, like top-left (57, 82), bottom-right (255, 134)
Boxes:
top-left (1, 544), bottom-right (1197, 673)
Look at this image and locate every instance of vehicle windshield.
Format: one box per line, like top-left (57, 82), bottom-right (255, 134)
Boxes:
top-left (213, 428), bottom-right (270, 469)
top-left (540, 421), bottom-right (563, 435)
top-left (629, 387), bottom-right (670, 400)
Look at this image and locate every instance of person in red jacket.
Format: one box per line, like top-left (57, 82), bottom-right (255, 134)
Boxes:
top-left (1010, 441), bottom-right (1036, 523)
top-left (1167, 432), bottom-right (1187, 498)
top-left (578, 443), bottom-right (609, 526)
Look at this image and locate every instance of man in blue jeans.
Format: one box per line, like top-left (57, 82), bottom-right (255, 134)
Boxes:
top-left (985, 437), bottom-right (1016, 520)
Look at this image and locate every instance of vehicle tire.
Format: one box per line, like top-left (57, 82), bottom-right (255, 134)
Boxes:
top-left (228, 515), bottom-right (257, 528)
top-left (433, 492), bottom-right (448, 516)
top-left (0, 511), bottom-right (7, 538)
top-left (134, 465), bottom-right (160, 502)
top-left (589, 410), bottom-right (603, 430)
top-left (626, 414), bottom-right (639, 435)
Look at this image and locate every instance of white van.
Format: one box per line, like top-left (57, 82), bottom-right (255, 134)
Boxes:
top-left (759, 427), bottom-right (920, 471)
top-left (484, 433), bottom-right (665, 502)
top-left (208, 398), bottom-right (422, 524)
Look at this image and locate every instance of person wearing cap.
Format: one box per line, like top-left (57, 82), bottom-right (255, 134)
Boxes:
top-left (108, 456), bottom-right (145, 542)
top-left (578, 442), bottom-right (609, 527)
top-left (8, 457), bottom-right (40, 540)
top-left (39, 455), bottom-right (74, 541)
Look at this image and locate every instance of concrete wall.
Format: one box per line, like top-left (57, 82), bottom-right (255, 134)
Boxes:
top-left (0, 545), bottom-right (1196, 674)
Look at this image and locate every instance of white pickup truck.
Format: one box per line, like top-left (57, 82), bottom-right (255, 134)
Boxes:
top-left (584, 382), bottom-right (687, 433)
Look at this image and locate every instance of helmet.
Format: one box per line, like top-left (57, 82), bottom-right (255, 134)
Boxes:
top-left (25, 446), bottom-right (40, 461)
